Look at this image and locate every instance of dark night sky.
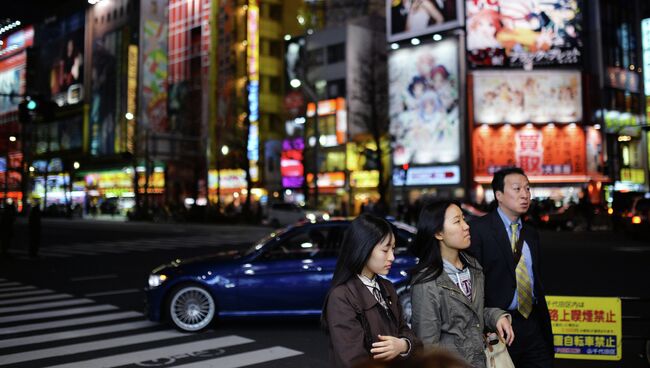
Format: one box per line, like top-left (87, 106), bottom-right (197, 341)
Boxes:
top-left (2, 0), bottom-right (89, 26)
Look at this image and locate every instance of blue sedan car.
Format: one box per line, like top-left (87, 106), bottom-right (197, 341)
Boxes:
top-left (145, 219), bottom-right (417, 332)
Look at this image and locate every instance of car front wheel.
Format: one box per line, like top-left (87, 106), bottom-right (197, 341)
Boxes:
top-left (168, 285), bottom-right (216, 332)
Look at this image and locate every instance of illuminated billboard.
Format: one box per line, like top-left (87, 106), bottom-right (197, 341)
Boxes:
top-left (473, 70), bottom-right (582, 124)
top-left (466, 0), bottom-right (582, 67)
top-left (281, 137), bottom-right (304, 188)
top-left (140, 0), bottom-right (168, 134)
top-left (247, 0), bottom-right (260, 182)
top-left (389, 38), bottom-right (460, 167)
top-left (387, 0), bottom-right (463, 42)
top-left (472, 124), bottom-right (586, 180)
top-left (35, 12), bottom-right (85, 106)
top-left (0, 53), bottom-right (25, 114)
top-left (90, 29), bottom-right (122, 155)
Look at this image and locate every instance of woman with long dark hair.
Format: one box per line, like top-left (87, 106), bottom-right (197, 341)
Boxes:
top-left (322, 213), bottom-right (420, 368)
top-left (409, 200), bottom-right (514, 367)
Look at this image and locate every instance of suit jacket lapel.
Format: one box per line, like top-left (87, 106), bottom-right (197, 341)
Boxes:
top-left (490, 210), bottom-right (516, 278)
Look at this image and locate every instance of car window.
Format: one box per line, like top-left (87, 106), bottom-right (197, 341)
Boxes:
top-left (393, 227), bottom-right (413, 255)
top-left (259, 223), bottom-right (414, 261)
top-left (261, 226), bottom-right (333, 260)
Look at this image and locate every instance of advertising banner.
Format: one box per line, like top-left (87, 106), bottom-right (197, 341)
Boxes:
top-left (473, 70), bottom-right (582, 124)
top-left (35, 12), bottom-right (85, 106)
top-left (0, 52), bottom-right (26, 114)
top-left (466, 0), bottom-right (581, 67)
top-left (547, 296), bottom-right (622, 360)
top-left (90, 29), bottom-right (123, 155)
top-left (472, 124), bottom-right (585, 177)
top-left (393, 165), bottom-right (461, 186)
top-left (208, 169), bottom-right (247, 190)
top-left (387, 0), bottom-right (462, 42)
top-left (389, 38), bottom-right (460, 168)
top-left (34, 115), bottom-right (83, 154)
top-left (140, 0), bottom-right (169, 134)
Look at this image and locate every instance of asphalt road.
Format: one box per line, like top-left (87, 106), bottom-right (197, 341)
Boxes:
top-left (0, 218), bottom-right (648, 367)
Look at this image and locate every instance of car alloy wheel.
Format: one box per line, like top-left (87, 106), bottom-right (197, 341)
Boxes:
top-left (169, 285), bottom-right (216, 332)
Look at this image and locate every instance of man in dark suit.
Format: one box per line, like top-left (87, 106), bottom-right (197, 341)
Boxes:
top-left (469, 167), bottom-right (554, 367)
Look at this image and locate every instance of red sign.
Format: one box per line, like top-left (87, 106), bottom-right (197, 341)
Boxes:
top-left (284, 91), bottom-right (305, 118)
top-left (473, 124), bottom-right (586, 178)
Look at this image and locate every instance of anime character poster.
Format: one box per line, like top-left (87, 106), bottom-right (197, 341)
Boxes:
top-left (466, 0), bottom-right (582, 67)
top-left (387, 0), bottom-right (462, 42)
top-left (36, 12), bottom-right (85, 106)
top-left (473, 70), bottom-right (582, 123)
top-left (140, 0), bottom-right (169, 134)
top-left (389, 38), bottom-right (460, 166)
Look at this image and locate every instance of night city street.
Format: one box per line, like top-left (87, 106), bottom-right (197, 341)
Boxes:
top-left (0, 219), bottom-right (648, 367)
top-left (2, 0), bottom-right (650, 367)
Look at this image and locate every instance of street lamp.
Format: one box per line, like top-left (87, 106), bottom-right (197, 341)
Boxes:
top-left (292, 79), bottom-right (320, 209)
top-left (9, 136), bottom-right (16, 142)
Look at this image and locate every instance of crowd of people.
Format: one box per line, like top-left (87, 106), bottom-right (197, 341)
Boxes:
top-left (323, 167), bottom-right (554, 368)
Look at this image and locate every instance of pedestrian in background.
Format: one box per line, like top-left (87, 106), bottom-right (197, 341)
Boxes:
top-left (0, 200), bottom-right (17, 259)
top-left (28, 201), bottom-right (42, 258)
top-left (409, 200), bottom-right (513, 367)
top-left (469, 167), bottom-right (554, 367)
top-left (322, 213), bottom-right (420, 368)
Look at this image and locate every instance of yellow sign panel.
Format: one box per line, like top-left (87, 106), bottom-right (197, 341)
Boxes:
top-left (547, 296), bottom-right (622, 361)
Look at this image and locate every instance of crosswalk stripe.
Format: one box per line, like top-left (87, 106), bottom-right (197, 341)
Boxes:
top-left (172, 346), bottom-right (304, 368)
top-left (70, 274), bottom-right (117, 282)
top-left (0, 330), bottom-right (188, 365)
top-left (43, 335), bottom-right (255, 368)
top-left (0, 311), bottom-right (143, 335)
top-left (0, 289), bottom-right (55, 299)
top-left (86, 289), bottom-right (140, 297)
top-left (0, 293), bottom-right (73, 306)
top-left (0, 286), bottom-right (36, 293)
top-left (0, 304), bottom-right (118, 323)
top-left (0, 298), bottom-right (94, 314)
top-left (0, 320), bottom-right (158, 349)
top-left (47, 247), bottom-right (98, 256)
top-left (0, 282), bottom-right (21, 288)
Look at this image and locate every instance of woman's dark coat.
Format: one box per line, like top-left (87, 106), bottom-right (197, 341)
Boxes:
top-left (323, 276), bottom-right (421, 368)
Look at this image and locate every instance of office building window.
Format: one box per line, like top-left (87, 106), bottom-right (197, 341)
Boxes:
top-left (327, 43), bottom-right (345, 64)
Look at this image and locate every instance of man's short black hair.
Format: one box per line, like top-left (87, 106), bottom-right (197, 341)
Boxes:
top-left (492, 167), bottom-right (527, 198)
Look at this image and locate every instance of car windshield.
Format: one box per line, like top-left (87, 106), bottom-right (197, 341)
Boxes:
top-left (243, 228), bottom-right (288, 257)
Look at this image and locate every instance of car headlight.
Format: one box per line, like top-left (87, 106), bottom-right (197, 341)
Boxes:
top-left (148, 274), bottom-right (167, 288)
top-left (306, 213), bottom-right (316, 221)
top-left (322, 213), bottom-right (330, 220)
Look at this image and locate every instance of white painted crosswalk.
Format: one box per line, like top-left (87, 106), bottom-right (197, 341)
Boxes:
top-left (6, 234), bottom-right (255, 260)
top-left (0, 281), bottom-right (304, 367)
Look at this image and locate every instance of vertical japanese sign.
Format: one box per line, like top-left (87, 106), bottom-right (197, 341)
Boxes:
top-left (247, 0), bottom-right (259, 182)
top-left (547, 296), bottom-right (622, 360)
top-left (127, 45), bottom-right (138, 154)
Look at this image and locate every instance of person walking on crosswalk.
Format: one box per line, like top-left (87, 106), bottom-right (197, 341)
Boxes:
top-left (321, 213), bottom-right (420, 368)
top-left (469, 167), bottom-right (554, 367)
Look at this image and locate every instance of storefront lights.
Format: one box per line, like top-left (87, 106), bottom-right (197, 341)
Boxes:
top-left (433, 34), bottom-right (442, 41)
top-left (390, 43), bottom-right (399, 50)
top-left (73, 162), bottom-right (80, 169)
top-left (411, 38), bottom-right (420, 46)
